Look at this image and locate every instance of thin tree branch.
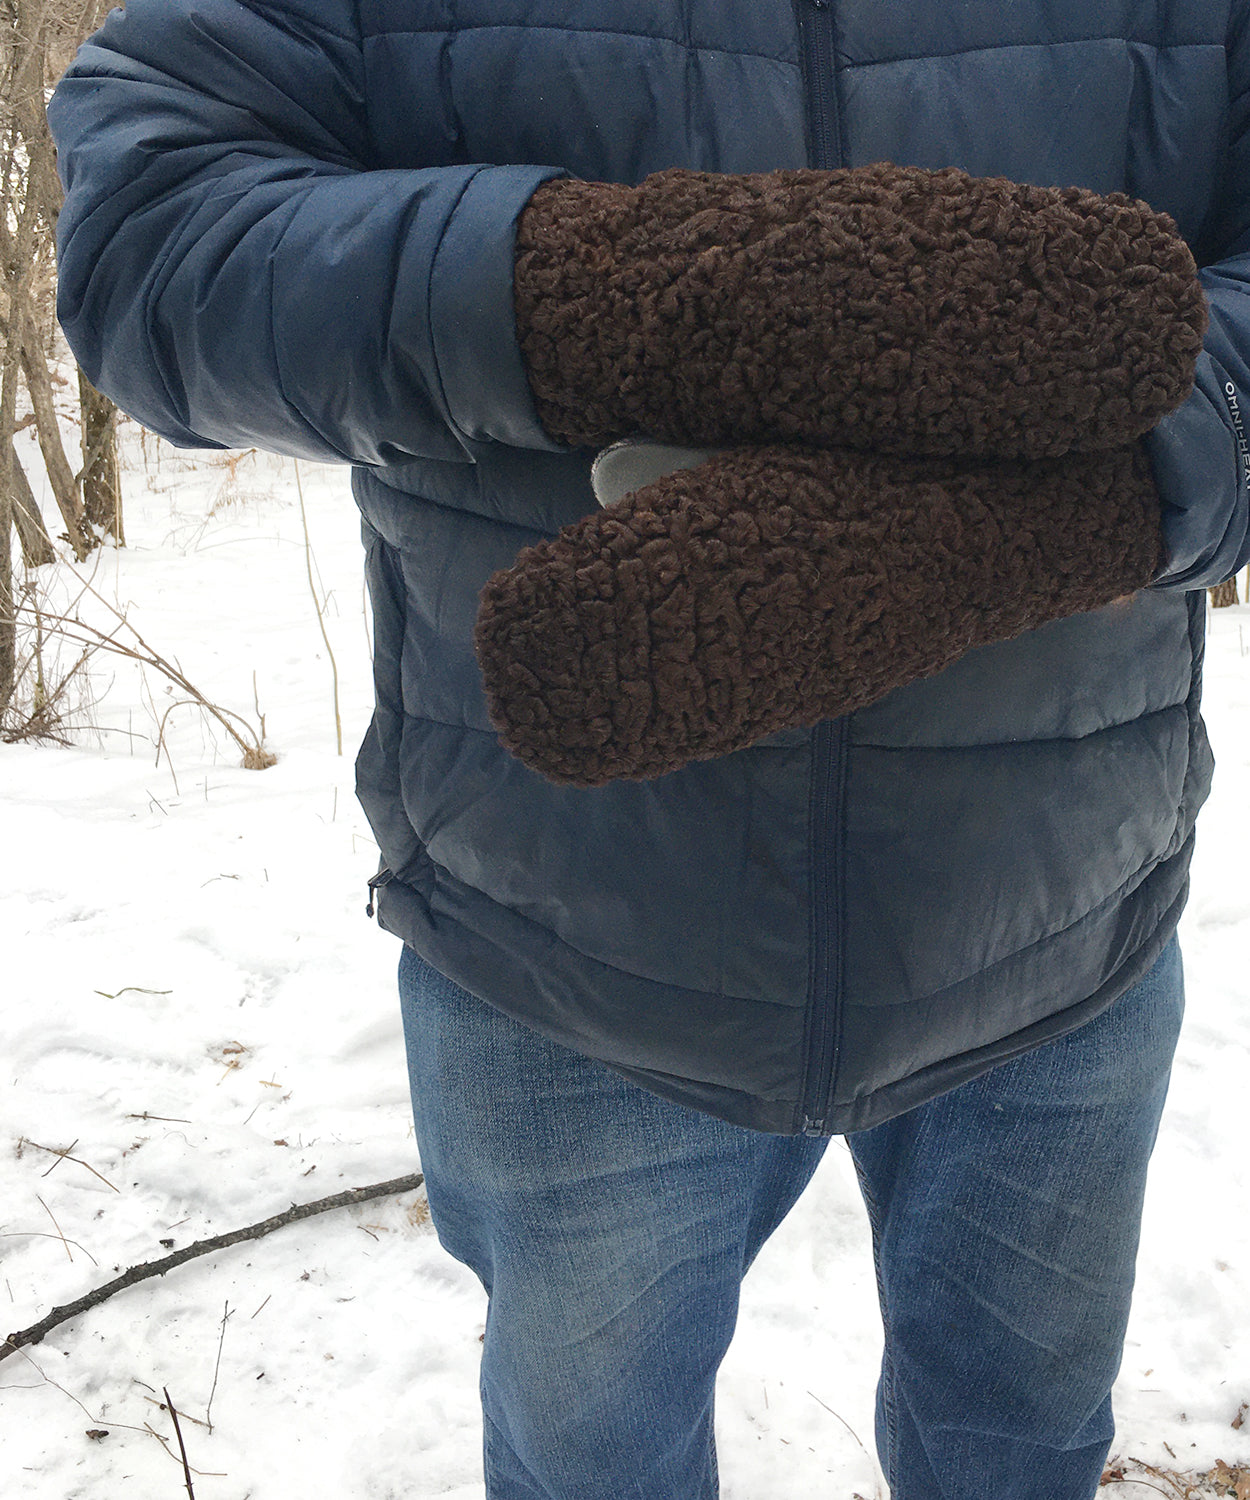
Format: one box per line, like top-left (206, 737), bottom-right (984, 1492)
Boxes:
top-left (17, 304), bottom-right (93, 558)
top-left (25, 1135), bottom-right (121, 1192)
top-left (0, 93), bottom-right (45, 706)
top-left (0, 297), bottom-right (94, 563)
top-left (204, 1302), bottom-right (231, 1434)
top-left (0, 1231), bottom-right (99, 1265)
top-left (144, 1395), bottom-right (210, 1431)
top-left (36, 1194), bottom-right (73, 1263)
top-left (1, 1172), bottom-right (424, 1363)
top-left (294, 458), bottom-right (342, 754)
top-left (164, 1387), bottom-right (196, 1500)
top-left (141, 1420), bottom-right (227, 1479)
top-left (7, 442), bottom-right (55, 566)
top-left (6, 576), bottom-right (276, 767)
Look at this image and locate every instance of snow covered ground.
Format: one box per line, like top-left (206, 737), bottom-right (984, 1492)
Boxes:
top-left (0, 434), bottom-right (1246, 1499)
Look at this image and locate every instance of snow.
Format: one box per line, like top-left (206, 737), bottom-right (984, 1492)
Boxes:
top-left (0, 435), bottom-right (1247, 1499)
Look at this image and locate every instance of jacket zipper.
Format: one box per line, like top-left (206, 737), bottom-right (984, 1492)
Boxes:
top-left (796, 0), bottom-right (843, 169)
top-left (795, 0), bottom-right (847, 1136)
top-left (365, 867), bottom-right (393, 918)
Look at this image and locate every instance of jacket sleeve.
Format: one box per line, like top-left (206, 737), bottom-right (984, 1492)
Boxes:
top-left (1145, 6), bottom-right (1250, 590)
top-left (48, 0), bottom-right (567, 464)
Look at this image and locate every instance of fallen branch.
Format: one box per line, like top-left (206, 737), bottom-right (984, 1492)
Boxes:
top-left (1, 1172), bottom-right (424, 1363)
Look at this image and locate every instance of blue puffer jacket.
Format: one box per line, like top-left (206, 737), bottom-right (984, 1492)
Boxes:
top-left (50, 0), bottom-right (1250, 1132)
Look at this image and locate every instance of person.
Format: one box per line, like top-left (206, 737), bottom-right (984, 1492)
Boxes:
top-left (48, 3), bottom-right (1249, 1497)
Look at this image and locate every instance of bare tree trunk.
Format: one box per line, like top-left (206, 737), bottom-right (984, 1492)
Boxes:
top-left (0, 307), bottom-right (93, 557)
top-left (0, 323), bottom-right (30, 718)
top-left (1209, 578), bottom-right (1240, 609)
top-left (0, 8), bottom-right (17, 711)
top-left (14, 302), bottom-right (92, 558)
top-left (78, 368), bottom-right (122, 543)
top-left (0, 0), bottom-right (51, 708)
top-left (8, 441), bottom-right (56, 566)
top-left (0, 463), bottom-right (12, 714)
top-left (0, 0), bottom-right (104, 573)
top-left (19, 0), bottom-right (107, 558)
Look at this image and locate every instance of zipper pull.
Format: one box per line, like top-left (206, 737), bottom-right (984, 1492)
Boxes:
top-left (365, 868), bottom-right (393, 918)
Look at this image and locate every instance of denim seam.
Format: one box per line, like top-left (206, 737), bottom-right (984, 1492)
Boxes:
top-left (482, 1404), bottom-right (556, 1500)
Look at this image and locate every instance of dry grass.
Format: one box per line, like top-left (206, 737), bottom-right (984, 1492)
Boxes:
top-left (1102, 1457), bottom-right (1250, 1498)
top-left (2, 558), bottom-right (275, 768)
top-left (1, 572), bottom-right (99, 744)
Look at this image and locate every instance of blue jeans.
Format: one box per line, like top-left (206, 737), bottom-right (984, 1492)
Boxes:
top-left (398, 939), bottom-right (1183, 1500)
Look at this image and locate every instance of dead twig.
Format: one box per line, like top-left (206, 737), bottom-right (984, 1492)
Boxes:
top-left (1126, 1457), bottom-right (1200, 1500)
top-left (142, 1421), bottom-right (226, 1479)
top-left (36, 1195), bottom-right (73, 1263)
top-left (205, 1302), bottom-right (231, 1433)
top-left (26, 1136), bottom-right (121, 1192)
top-left (34, 1134), bottom-right (76, 1176)
top-left (7, 1342), bottom-right (117, 1426)
top-left (144, 1395), bottom-right (209, 1431)
top-left (5, 1341), bottom-right (156, 1441)
top-left (0, 1231), bottom-right (99, 1266)
top-left (6, 581), bottom-right (276, 769)
top-left (1, 574), bottom-right (98, 744)
top-left (1, 1172), bottom-right (424, 1363)
top-left (293, 458), bottom-right (342, 755)
top-left (164, 1387), bottom-right (196, 1500)
top-left (1101, 1456), bottom-right (1202, 1499)
top-left (807, 1388), bottom-right (880, 1491)
top-left (1100, 1482), bottom-right (1179, 1500)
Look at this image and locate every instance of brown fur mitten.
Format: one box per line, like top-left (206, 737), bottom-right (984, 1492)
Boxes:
top-left (514, 164), bottom-right (1206, 460)
top-left (474, 445), bottom-right (1163, 786)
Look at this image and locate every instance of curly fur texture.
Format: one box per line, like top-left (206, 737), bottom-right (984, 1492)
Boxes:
top-left (515, 164), bottom-right (1206, 460)
top-left (475, 445), bottom-right (1164, 786)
